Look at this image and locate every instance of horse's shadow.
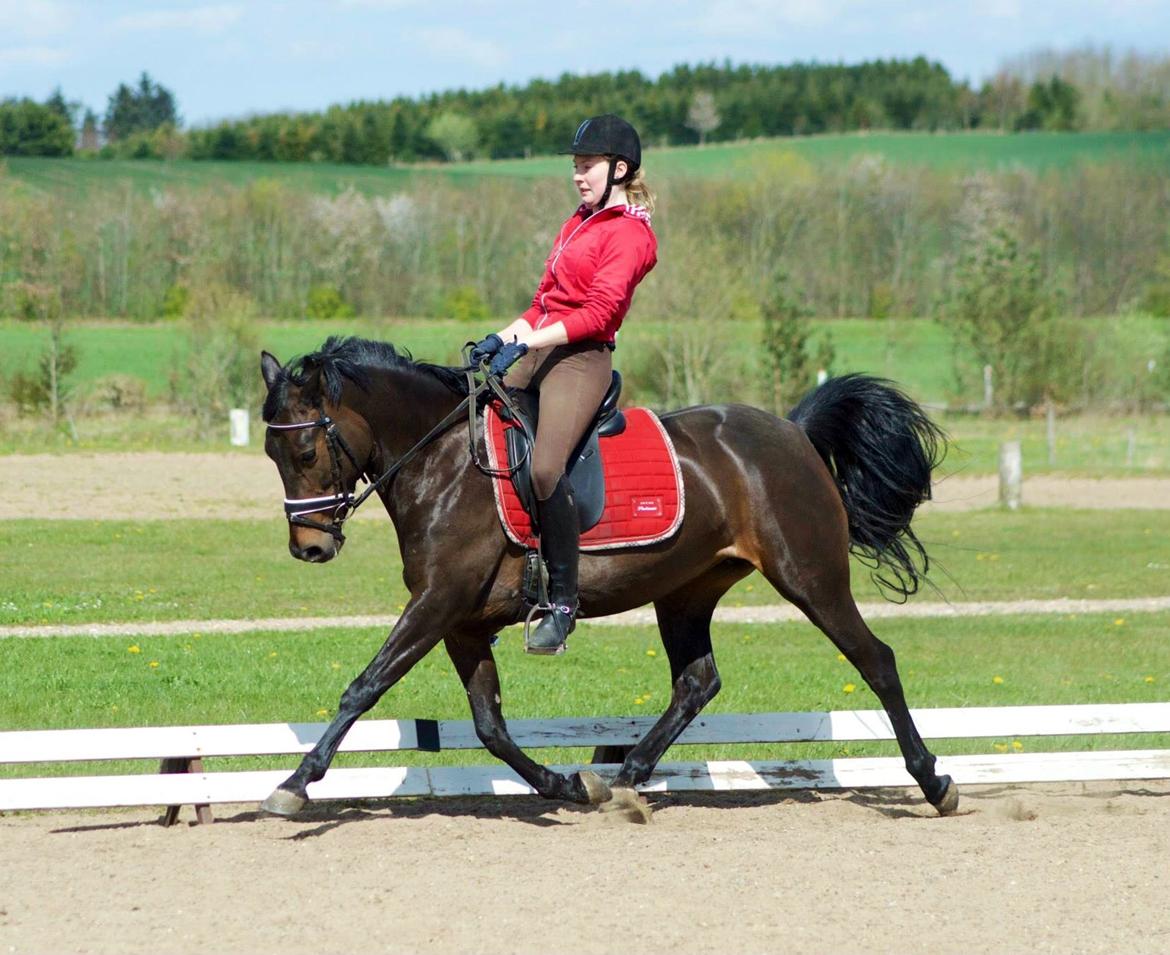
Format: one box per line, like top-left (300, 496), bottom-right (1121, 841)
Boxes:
top-left (47, 784), bottom-right (1170, 837)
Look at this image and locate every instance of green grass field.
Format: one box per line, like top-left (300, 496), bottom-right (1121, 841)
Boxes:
top-left (1, 614), bottom-right (1166, 776)
top-left (3, 315), bottom-right (1167, 470)
top-left (3, 510), bottom-right (1168, 628)
top-left (2, 509), bottom-right (1166, 776)
top-left (5, 131), bottom-right (1170, 198)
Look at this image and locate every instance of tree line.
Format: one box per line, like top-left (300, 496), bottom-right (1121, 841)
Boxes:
top-left (3, 48), bottom-right (1169, 161)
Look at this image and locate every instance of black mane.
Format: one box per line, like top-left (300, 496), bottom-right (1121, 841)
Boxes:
top-left (262, 336), bottom-right (469, 421)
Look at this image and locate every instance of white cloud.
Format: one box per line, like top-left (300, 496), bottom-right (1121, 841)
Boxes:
top-left (0, 0), bottom-right (73, 39)
top-left (417, 26), bottom-right (506, 69)
top-left (112, 4), bottom-right (244, 35)
top-left (684, 0), bottom-right (850, 35)
top-left (0, 45), bottom-right (71, 69)
top-left (337, 0), bottom-right (422, 7)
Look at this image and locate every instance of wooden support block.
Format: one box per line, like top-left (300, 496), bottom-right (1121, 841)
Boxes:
top-left (159, 756), bottom-right (214, 826)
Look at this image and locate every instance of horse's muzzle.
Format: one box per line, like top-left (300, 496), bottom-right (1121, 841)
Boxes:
top-left (289, 536), bottom-right (341, 563)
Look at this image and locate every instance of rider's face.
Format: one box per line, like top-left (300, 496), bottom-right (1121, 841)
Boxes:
top-left (573, 154), bottom-right (627, 209)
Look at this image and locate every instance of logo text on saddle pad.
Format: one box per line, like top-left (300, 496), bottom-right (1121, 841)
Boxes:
top-left (485, 406), bottom-right (685, 551)
top-left (632, 496), bottom-right (664, 517)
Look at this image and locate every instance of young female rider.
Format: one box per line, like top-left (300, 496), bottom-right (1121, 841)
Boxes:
top-left (469, 114), bottom-right (658, 655)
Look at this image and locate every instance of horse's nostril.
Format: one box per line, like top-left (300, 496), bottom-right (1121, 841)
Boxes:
top-left (302, 545), bottom-right (326, 562)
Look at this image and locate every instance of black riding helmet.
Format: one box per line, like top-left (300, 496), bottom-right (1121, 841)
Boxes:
top-left (561, 114), bottom-right (642, 209)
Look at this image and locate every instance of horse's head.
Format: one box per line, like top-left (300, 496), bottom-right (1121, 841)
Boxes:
top-left (260, 350), bottom-right (373, 563)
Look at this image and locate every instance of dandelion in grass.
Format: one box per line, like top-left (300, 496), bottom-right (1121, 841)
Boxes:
top-left (994, 742), bottom-right (1008, 753)
top-left (331, 662), bottom-right (341, 670)
top-left (837, 653), bottom-right (846, 663)
top-left (149, 660), bottom-right (160, 669)
top-left (843, 683), bottom-right (856, 694)
top-left (316, 708), bottom-right (329, 717)
top-left (1114, 618), bottom-right (1125, 627)
top-left (646, 649), bottom-right (657, 657)
top-left (268, 651), bottom-right (278, 659)
top-left (634, 697), bottom-right (645, 706)
top-left (993, 675), bottom-right (1004, 685)
top-left (1145, 676), bottom-right (1156, 684)
top-left (127, 644), bottom-right (141, 654)
top-left (1012, 740), bottom-right (1023, 751)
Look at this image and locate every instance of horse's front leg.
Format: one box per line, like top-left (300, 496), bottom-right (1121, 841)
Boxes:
top-left (261, 595), bottom-right (451, 816)
top-left (444, 633), bottom-right (610, 806)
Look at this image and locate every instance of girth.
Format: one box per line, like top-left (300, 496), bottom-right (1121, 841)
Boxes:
top-left (499, 370), bottom-right (626, 533)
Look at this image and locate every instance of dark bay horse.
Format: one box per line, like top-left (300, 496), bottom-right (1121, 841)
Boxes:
top-left (258, 336), bottom-right (958, 817)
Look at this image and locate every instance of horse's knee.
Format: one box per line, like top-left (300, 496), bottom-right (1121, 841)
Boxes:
top-left (472, 711), bottom-right (509, 755)
top-left (676, 660), bottom-right (721, 711)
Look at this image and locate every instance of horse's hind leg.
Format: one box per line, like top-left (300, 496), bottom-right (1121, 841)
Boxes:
top-left (609, 568), bottom-right (738, 791)
top-left (443, 633), bottom-right (607, 805)
top-left (772, 566), bottom-right (959, 815)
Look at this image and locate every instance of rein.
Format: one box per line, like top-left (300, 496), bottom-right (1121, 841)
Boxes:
top-left (268, 356), bottom-right (532, 543)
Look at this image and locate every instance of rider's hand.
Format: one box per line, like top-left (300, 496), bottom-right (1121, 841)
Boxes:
top-left (469, 333), bottom-right (503, 366)
top-left (488, 341), bottom-right (528, 378)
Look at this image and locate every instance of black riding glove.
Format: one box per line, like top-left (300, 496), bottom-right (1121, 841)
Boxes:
top-left (488, 341), bottom-right (528, 378)
top-left (469, 333), bottom-right (503, 366)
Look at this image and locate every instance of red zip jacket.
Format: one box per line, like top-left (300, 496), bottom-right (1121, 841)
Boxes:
top-left (520, 203), bottom-right (657, 345)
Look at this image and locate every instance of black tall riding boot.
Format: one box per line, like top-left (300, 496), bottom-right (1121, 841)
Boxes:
top-left (527, 475), bottom-right (579, 655)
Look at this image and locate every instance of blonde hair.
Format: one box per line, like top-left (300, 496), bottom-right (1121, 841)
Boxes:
top-left (623, 167), bottom-right (656, 215)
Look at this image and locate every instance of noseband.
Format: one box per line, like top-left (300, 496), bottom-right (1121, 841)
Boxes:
top-left (266, 414), bottom-right (366, 544)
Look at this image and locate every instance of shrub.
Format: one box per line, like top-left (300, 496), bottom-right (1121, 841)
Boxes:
top-left (7, 322), bottom-right (78, 420)
top-left (937, 178), bottom-right (1060, 411)
top-left (440, 285), bottom-right (491, 323)
top-left (304, 284), bottom-right (355, 320)
top-left (86, 374), bottom-right (149, 413)
top-left (159, 284), bottom-right (190, 319)
top-left (760, 270), bottom-right (836, 413)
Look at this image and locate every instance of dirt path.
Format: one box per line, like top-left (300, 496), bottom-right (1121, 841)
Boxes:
top-left (2, 781), bottom-right (1168, 955)
top-left (3, 596), bottom-right (1169, 640)
top-left (4, 452), bottom-right (1169, 519)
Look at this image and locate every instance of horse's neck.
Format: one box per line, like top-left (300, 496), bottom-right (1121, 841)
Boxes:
top-left (349, 368), bottom-right (465, 472)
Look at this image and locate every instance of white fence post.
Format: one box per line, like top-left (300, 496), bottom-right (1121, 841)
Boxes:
top-left (229, 409), bottom-right (250, 447)
top-left (983, 364), bottom-right (994, 410)
top-left (999, 441), bottom-right (1022, 511)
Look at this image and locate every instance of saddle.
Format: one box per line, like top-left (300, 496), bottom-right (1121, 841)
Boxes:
top-left (498, 370), bottom-right (626, 533)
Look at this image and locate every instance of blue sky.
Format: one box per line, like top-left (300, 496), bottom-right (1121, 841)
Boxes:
top-left (1, 0), bottom-right (1167, 126)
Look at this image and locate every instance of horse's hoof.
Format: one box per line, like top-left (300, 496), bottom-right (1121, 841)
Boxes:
top-left (261, 787), bottom-right (307, 817)
top-left (599, 786), bottom-right (652, 824)
top-left (933, 776), bottom-right (960, 817)
top-left (577, 770), bottom-right (612, 806)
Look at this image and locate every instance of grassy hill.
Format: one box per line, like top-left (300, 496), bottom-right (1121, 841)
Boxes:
top-left (4, 130), bottom-right (1169, 198)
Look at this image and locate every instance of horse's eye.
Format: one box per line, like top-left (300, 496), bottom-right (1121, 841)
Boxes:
top-left (300, 449), bottom-right (317, 465)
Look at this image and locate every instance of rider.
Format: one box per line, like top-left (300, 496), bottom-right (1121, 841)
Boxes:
top-left (470, 114), bottom-right (658, 654)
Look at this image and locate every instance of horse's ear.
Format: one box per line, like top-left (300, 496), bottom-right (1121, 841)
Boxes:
top-left (260, 351), bottom-right (282, 390)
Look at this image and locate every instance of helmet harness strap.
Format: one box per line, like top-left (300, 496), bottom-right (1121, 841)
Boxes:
top-left (597, 156), bottom-right (628, 211)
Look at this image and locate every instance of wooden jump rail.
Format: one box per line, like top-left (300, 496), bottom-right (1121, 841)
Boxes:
top-left (2, 703), bottom-right (1168, 824)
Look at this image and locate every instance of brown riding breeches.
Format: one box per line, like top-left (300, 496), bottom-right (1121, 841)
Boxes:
top-left (506, 340), bottom-right (613, 501)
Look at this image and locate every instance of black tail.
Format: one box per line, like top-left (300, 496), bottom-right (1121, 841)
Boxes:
top-left (787, 374), bottom-right (945, 601)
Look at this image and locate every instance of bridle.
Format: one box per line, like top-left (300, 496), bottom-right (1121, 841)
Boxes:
top-left (266, 352), bottom-right (531, 545)
top-left (266, 413), bottom-right (367, 544)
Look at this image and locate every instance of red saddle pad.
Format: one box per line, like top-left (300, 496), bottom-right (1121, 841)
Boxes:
top-left (484, 404), bottom-right (684, 551)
